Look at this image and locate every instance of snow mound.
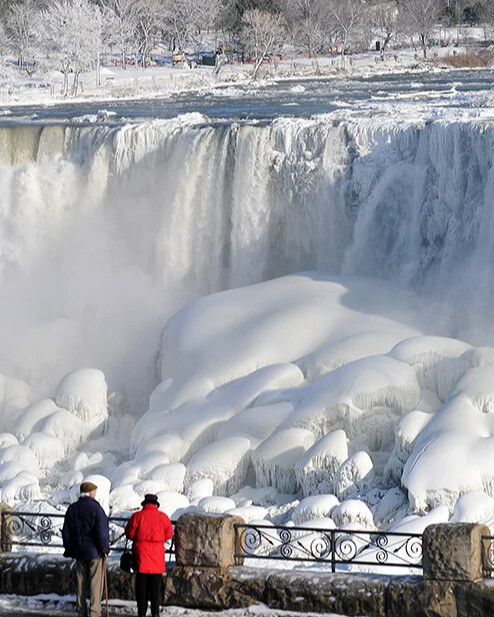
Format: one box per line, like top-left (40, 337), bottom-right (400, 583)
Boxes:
top-left (294, 430), bottom-right (348, 497)
top-left (33, 409), bottom-right (86, 454)
top-left (155, 490), bottom-right (189, 519)
top-left (198, 496), bottom-right (236, 514)
top-left (226, 505), bottom-right (268, 522)
top-left (55, 368), bottom-right (108, 430)
top-left (450, 491), bottom-right (494, 529)
top-left (291, 495), bottom-right (340, 524)
top-left (12, 399), bottom-right (63, 442)
top-left (186, 478), bottom-right (214, 501)
top-left (0, 433), bottom-right (18, 448)
top-left (389, 336), bottom-right (471, 371)
top-left (185, 437), bottom-right (251, 497)
top-left (252, 428), bottom-right (316, 493)
top-left (333, 451), bottom-right (374, 500)
top-left (218, 402), bottom-right (294, 447)
top-left (332, 499), bottom-right (375, 529)
top-left (23, 433), bottom-right (65, 471)
top-left (149, 463), bottom-right (186, 493)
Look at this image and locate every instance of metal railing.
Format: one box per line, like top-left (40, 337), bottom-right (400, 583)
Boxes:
top-left (234, 523), bottom-right (423, 571)
top-left (0, 510), bottom-right (175, 557)
top-left (482, 535), bottom-right (494, 577)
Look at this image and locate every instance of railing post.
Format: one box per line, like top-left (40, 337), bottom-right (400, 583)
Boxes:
top-left (0, 504), bottom-right (12, 553)
top-left (174, 513), bottom-right (245, 568)
top-left (423, 523), bottom-right (489, 582)
top-left (331, 530), bottom-right (336, 573)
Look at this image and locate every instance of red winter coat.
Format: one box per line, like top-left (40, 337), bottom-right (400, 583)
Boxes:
top-left (124, 504), bottom-right (173, 574)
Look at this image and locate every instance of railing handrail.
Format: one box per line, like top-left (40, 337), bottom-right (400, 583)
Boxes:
top-left (233, 521), bottom-right (423, 572)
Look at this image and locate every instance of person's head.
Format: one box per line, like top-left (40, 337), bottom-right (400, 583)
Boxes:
top-left (141, 493), bottom-right (160, 508)
top-left (80, 481), bottom-right (98, 498)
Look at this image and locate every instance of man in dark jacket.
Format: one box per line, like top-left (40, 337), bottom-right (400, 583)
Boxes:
top-left (62, 481), bottom-right (110, 617)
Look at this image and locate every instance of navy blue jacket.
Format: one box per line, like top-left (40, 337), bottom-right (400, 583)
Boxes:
top-left (62, 496), bottom-right (110, 560)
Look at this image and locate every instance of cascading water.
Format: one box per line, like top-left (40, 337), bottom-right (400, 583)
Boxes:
top-left (1, 114), bottom-right (494, 403)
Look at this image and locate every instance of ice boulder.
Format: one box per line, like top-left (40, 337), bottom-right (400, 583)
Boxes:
top-left (450, 366), bottom-right (494, 413)
top-left (186, 478), bottom-right (214, 501)
top-left (198, 496), bottom-right (236, 514)
top-left (291, 495), bottom-right (340, 525)
top-left (109, 485), bottom-right (142, 513)
top-left (390, 506), bottom-right (450, 533)
top-left (389, 336), bottom-right (471, 372)
top-left (0, 472), bottom-right (40, 504)
top-left (55, 369), bottom-right (108, 431)
top-left (332, 499), bottom-right (374, 529)
top-left (0, 444), bottom-right (40, 475)
top-left (252, 428), bottom-right (316, 493)
top-left (333, 451), bottom-right (374, 500)
top-left (149, 463), bottom-right (186, 493)
top-left (155, 490), bottom-right (189, 519)
top-left (133, 480), bottom-right (167, 497)
top-left (226, 505), bottom-right (268, 522)
top-left (185, 437), bottom-right (251, 496)
top-left (294, 430), bottom-right (348, 497)
top-left (450, 491), bottom-right (494, 529)
top-left (33, 409), bottom-right (86, 453)
top-left (12, 399), bottom-right (63, 442)
top-left (394, 411), bottom-right (432, 462)
top-left (23, 432), bottom-right (65, 471)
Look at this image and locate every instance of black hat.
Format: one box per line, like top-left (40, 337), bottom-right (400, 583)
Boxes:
top-left (141, 493), bottom-right (160, 507)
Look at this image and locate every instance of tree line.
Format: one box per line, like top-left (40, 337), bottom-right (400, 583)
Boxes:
top-left (0, 0), bottom-right (493, 93)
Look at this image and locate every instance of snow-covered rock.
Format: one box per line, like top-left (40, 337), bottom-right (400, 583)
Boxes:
top-left (186, 478), bottom-right (214, 501)
top-left (185, 437), bottom-right (251, 496)
top-left (155, 490), bottom-right (189, 519)
top-left (252, 428), bottom-right (316, 493)
top-left (332, 499), bottom-right (375, 529)
top-left (55, 368), bottom-right (108, 430)
top-left (149, 463), bottom-right (186, 493)
top-left (198, 496), bottom-right (236, 514)
top-left (23, 432), bottom-right (65, 471)
top-left (294, 430), bottom-right (348, 497)
top-left (291, 495), bottom-right (339, 524)
top-left (333, 451), bottom-right (374, 500)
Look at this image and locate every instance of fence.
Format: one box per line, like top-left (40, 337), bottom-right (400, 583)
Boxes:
top-left (234, 523), bottom-right (423, 572)
top-left (0, 510), bottom-right (175, 557)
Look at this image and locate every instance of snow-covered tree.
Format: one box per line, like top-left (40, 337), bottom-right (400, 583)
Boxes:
top-left (100, 0), bottom-right (139, 69)
top-left (40, 0), bottom-right (103, 96)
top-left (5, 0), bottom-right (39, 71)
top-left (327, 0), bottom-right (366, 68)
top-left (241, 8), bottom-right (285, 79)
top-left (281, 0), bottom-right (330, 74)
top-left (370, 1), bottom-right (400, 58)
top-left (397, 0), bottom-right (443, 58)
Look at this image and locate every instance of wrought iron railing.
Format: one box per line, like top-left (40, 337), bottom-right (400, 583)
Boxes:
top-left (234, 523), bottom-right (423, 571)
top-left (0, 510), bottom-right (175, 557)
top-left (482, 535), bottom-right (494, 576)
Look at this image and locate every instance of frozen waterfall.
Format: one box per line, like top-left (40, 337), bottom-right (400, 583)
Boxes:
top-left (1, 115), bottom-right (494, 398)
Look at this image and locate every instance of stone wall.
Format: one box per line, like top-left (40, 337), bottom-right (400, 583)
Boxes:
top-left (1, 511), bottom-right (494, 617)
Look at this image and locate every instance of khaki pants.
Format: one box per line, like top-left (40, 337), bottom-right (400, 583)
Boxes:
top-left (75, 558), bottom-right (104, 617)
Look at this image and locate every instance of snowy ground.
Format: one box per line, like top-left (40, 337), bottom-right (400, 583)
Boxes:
top-left (0, 595), bottom-right (353, 617)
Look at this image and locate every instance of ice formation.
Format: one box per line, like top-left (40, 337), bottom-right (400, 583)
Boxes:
top-left (4, 111), bottom-right (494, 538)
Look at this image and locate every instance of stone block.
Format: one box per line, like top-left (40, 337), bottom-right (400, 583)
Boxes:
top-left (423, 523), bottom-right (489, 582)
top-left (0, 503), bottom-right (12, 552)
top-left (174, 512), bottom-right (244, 568)
top-left (265, 570), bottom-right (389, 616)
top-left (165, 565), bottom-right (268, 609)
top-left (386, 576), bottom-right (456, 617)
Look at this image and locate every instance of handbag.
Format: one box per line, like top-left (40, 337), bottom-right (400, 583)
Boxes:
top-left (119, 537), bottom-right (133, 573)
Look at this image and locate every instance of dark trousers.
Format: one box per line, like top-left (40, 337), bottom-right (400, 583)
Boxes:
top-left (136, 573), bottom-right (161, 617)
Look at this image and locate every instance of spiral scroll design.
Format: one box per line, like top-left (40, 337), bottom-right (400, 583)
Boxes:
top-left (335, 534), bottom-right (358, 561)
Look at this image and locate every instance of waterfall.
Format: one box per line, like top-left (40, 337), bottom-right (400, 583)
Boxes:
top-left (1, 115), bottom-right (493, 400)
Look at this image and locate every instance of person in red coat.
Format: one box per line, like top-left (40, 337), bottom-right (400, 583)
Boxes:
top-left (124, 494), bottom-right (173, 617)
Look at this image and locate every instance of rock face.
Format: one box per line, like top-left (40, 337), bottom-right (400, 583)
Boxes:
top-left (423, 523), bottom-right (489, 582)
top-left (174, 512), bottom-right (244, 567)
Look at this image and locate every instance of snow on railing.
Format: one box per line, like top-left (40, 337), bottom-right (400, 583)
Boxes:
top-left (234, 523), bottom-right (423, 572)
top-left (0, 510), bottom-right (175, 557)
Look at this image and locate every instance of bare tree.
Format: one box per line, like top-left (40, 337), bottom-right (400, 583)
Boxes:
top-left (40, 0), bottom-right (103, 96)
top-left (327, 0), bottom-right (365, 68)
top-left (5, 0), bottom-right (39, 71)
top-left (370, 0), bottom-right (400, 58)
top-left (241, 8), bottom-right (285, 79)
top-left (397, 0), bottom-right (443, 58)
top-left (101, 0), bottom-right (139, 69)
top-left (281, 0), bottom-right (329, 74)
top-left (162, 0), bottom-right (221, 61)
